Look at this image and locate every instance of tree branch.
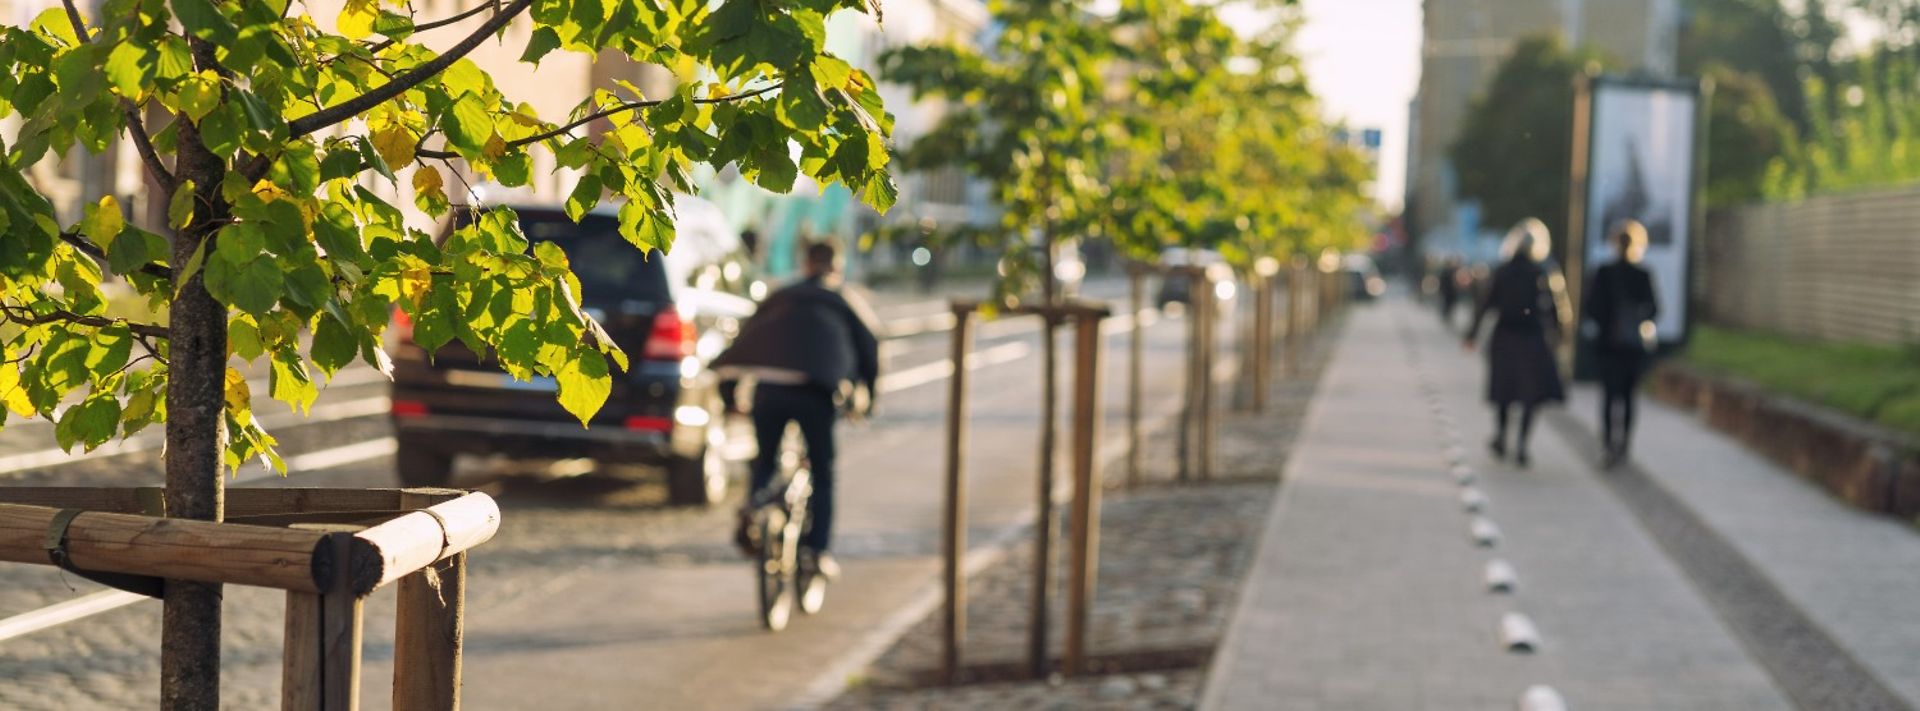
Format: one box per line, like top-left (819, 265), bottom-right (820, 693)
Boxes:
top-left (415, 84), bottom-right (784, 159)
top-left (365, 2), bottom-right (497, 55)
top-left (61, 0), bottom-right (176, 190)
top-left (287, 0), bottom-right (535, 140)
top-left (0, 304), bottom-right (170, 340)
top-left (60, 231), bottom-right (174, 281)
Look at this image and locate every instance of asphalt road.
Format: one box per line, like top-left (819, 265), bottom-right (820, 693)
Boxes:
top-left (0, 278), bottom-right (1220, 710)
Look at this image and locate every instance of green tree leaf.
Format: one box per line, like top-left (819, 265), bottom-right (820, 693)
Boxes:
top-left (555, 350), bottom-right (610, 427)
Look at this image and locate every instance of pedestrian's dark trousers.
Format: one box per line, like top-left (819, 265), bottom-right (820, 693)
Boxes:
top-left (1597, 352), bottom-right (1645, 454)
top-left (750, 383), bottom-right (837, 552)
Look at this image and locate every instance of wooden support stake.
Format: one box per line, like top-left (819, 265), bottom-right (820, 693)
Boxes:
top-left (284, 591), bottom-right (323, 711)
top-left (1286, 259), bottom-right (1304, 375)
top-left (284, 528), bottom-right (364, 711)
top-left (1126, 268), bottom-right (1144, 489)
top-left (1198, 277), bottom-right (1216, 482)
top-left (1063, 312), bottom-right (1106, 675)
top-left (1179, 271), bottom-right (1204, 482)
top-left (1252, 270), bottom-right (1272, 412)
top-left (941, 305), bottom-right (975, 685)
top-left (394, 491), bottom-right (469, 710)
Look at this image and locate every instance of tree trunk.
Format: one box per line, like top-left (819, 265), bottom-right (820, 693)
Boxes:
top-left (1028, 228), bottom-right (1058, 677)
top-left (160, 41), bottom-right (230, 710)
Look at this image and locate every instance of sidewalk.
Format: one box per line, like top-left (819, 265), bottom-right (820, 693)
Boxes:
top-left (1200, 298), bottom-right (1793, 710)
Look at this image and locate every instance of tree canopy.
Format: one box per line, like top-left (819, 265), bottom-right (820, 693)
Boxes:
top-left (1449, 35), bottom-right (1602, 244)
top-left (0, 0), bottom-right (895, 464)
top-left (881, 0), bottom-right (1370, 299)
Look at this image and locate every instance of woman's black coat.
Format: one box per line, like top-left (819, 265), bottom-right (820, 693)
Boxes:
top-left (1465, 258), bottom-right (1569, 406)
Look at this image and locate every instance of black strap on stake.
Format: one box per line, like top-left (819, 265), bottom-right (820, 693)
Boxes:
top-left (43, 509), bottom-right (166, 599)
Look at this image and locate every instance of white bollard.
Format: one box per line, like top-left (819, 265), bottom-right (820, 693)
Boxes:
top-left (1518, 685), bottom-right (1568, 711)
top-left (1471, 517), bottom-right (1502, 547)
top-left (1485, 559), bottom-right (1518, 593)
top-left (1500, 612), bottom-right (1541, 653)
top-left (1453, 463), bottom-right (1476, 485)
top-left (1461, 487), bottom-right (1489, 513)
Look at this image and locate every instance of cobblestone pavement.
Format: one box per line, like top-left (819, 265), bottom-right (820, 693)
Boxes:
top-left (0, 284), bottom-right (1198, 710)
top-left (826, 315), bottom-right (1337, 711)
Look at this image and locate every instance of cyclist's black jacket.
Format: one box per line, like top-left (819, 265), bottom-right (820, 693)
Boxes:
top-left (712, 275), bottom-right (880, 398)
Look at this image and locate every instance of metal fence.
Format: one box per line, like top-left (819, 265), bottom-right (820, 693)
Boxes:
top-left (1698, 185), bottom-right (1920, 346)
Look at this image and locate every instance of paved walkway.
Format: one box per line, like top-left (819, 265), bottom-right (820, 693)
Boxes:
top-left (1200, 297), bottom-right (1833, 710)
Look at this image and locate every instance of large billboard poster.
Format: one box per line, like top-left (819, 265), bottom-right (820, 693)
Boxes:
top-left (1582, 78), bottom-right (1697, 345)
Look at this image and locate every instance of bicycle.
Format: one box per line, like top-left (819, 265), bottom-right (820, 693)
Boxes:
top-left (748, 423), bottom-right (828, 631)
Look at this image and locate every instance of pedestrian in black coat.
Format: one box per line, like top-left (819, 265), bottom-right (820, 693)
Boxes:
top-left (1463, 218), bottom-right (1571, 468)
top-left (1437, 257), bottom-right (1463, 327)
top-left (1583, 220), bottom-right (1658, 468)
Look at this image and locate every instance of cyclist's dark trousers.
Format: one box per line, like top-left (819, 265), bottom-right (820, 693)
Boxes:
top-left (750, 383), bottom-right (837, 552)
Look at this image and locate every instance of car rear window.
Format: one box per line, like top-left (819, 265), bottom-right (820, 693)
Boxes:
top-left (518, 213), bottom-right (671, 304)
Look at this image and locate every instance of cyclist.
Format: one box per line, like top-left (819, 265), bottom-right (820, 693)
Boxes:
top-left (714, 240), bottom-right (880, 581)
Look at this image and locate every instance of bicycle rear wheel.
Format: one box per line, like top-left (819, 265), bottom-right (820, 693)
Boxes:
top-left (756, 512), bottom-right (795, 631)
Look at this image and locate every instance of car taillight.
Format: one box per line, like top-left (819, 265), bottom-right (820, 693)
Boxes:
top-left (623, 415), bottom-right (672, 432)
top-left (391, 400), bottom-right (429, 418)
top-left (643, 306), bottom-right (694, 361)
top-left (391, 307), bottom-right (414, 344)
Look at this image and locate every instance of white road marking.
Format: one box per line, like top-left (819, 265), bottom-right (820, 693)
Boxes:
top-left (0, 591), bottom-right (147, 643)
top-left (876, 342), bottom-right (1032, 394)
top-left (0, 396), bottom-right (390, 477)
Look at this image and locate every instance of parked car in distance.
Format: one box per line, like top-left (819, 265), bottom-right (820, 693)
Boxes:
top-left (1155, 247), bottom-right (1233, 308)
top-left (387, 199), bottom-right (754, 506)
top-left (1344, 253), bottom-right (1387, 300)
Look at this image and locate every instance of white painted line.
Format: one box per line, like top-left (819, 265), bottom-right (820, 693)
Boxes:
top-left (264, 437), bottom-right (396, 479)
top-left (1460, 487), bottom-right (1488, 513)
top-left (1486, 559), bottom-right (1518, 594)
top-left (1518, 685), bottom-right (1568, 711)
top-left (0, 590), bottom-right (148, 643)
top-left (1471, 516), bottom-right (1502, 547)
top-left (1501, 612), bottom-right (1542, 653)
top-left (876, 341), bottom-right (1031, 394)
top-left (0, 396), bottom-right (391, 478)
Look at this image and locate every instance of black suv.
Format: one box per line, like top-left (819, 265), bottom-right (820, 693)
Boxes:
top-left (388, 205), bottom-right (753, 505)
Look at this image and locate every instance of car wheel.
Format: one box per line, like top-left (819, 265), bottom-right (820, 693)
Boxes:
top-left (666, 437), bottom-right (728, 507)
top-left (396, 441), bottom-right (454, 488)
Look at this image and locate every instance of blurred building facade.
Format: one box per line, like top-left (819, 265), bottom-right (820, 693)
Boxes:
top-left (1408, 0), bottom-right (1679, 263)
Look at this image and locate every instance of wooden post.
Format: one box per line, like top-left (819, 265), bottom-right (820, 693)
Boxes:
top-left (284, 591), bottom-right (323, 711)
top-left (1250, 269), bottom-right (1269, 412)
top-left (1179, 269), bottom-right (1204, 482)
top-left (1063, 311), bottom-right (1106, 676)
top-left (394, 491), bottom-right (468, 711)
top-left (1126, 267), bottom-right (1144, 489)
top-left (941, 304), bottom-right (975, 685)
top-left (1197, 272), bottom-right (1216, 482)
top-left (1285, 259), bottom-right (1302, 376)
top-left (284, 529), bottom-right (363, 711)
